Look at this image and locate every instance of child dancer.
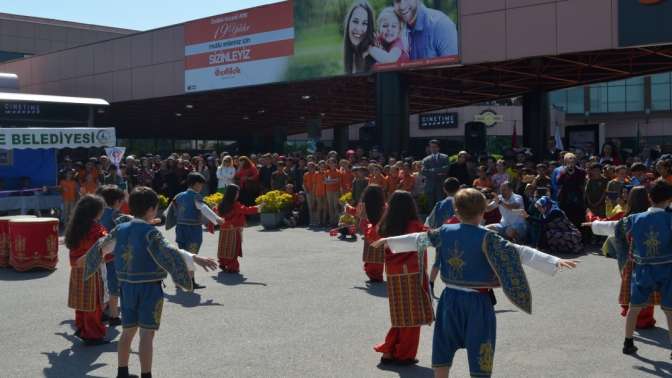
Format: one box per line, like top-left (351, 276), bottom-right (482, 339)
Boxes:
top-left (66, 195), bottom-right (108, 345)
top-left (169, 172), bottom-right (224, 289)
top-left (98, 185), bottom-right (127, 327)
top-left (374, 190), bottom-right (430, 365)
top-left (216, 184), bottom-right (260, 273)
top-left (81, 186), bottom-right (218, 378)
top-left (368, 7), bottom-right (410, 64)
top-left (425, 178), bottom-right (460, 228)
top-left (373, 188), bottom-right (578, 377)
top-left (361, 185), bottom-right (386, 282)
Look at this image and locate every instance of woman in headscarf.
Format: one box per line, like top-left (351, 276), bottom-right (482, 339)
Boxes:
top-left (527, 196), bottom-right (583, 254)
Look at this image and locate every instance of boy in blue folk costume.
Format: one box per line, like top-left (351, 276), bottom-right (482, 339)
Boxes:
top-left (166, 172), bottom-right (223, 289)
top-left (425, 177), bottom-right (460, 228)
top-left (81, 186), bottom-right (218, 378)
top-left (98, 185), bottom-right (131, 327)
top-left (374, 188), bottom-right (578, 377)
top-left (591, 179), bottom-right (672, 356)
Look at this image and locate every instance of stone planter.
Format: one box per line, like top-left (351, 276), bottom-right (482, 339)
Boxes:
top-left (260, 212), bottom-right (283, 230)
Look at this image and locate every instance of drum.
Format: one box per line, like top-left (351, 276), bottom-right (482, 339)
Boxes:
top-left (217, 227), bottom-right (241, 260)
top-left (385, 251), bottom-right (434, 327)
top-left (0, 215), bottom-right (36, 268)
top-left (9, 217), bottom-right (59, 271)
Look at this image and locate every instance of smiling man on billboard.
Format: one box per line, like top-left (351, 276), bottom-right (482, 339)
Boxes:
top-left (393, 0), bottom-right (458, 60)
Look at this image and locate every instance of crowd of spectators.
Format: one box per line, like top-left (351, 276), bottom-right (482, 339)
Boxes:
top-left (56, 136), bottom-right (669, 254)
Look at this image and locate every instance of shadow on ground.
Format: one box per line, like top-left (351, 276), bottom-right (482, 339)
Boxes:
top-left (377, 362), bottom-right (434, 378)
top-left (164, 289), bottom-right (223, 308)
top-left (0, 268), bottom-right (55, 281)
top-left (214, 272), bottom-right (267, 286)
top-left (42, 321), bottom-right (120, 378)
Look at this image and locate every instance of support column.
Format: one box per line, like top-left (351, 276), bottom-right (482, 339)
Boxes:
top-left (273, 126), bottom-right (287, 154)
top-left (333, 125), bottom-right (349, 154)
top-left (522, 89), bottom-right (550, 158)
top-left (376, 72), bottom-right (409, 158)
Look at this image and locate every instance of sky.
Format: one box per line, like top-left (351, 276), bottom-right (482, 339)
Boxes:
top-left (2, 0), bottom-right (281, 31)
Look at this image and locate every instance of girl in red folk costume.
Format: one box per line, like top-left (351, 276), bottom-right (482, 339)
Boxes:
top-left (361, 185), bottom-right (386, 282)
top-left (217, 184), bottom-right (259, 273)
top-left (65, 195), bottom-right (109, 345)
top-left (374, 190), bottom-right (432, 365)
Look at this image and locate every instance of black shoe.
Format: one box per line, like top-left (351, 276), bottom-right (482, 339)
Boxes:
top-left (83, 338), bottom-right (110, 346)
top-left (193, 282), bottom-right (206, 290)
top-left (101, 313), bottom-right (111, 322)
top-left (108, 317), bottom-right (122, 327)
top-left (395, 358), bottom-right (419, 365)
top-left (74, 329), bottom-right (82, 339)
top-left (116, 374), bottom-right (139, 378)
top-left (379, 357), bottom-right (395, 365)
top-left (623, 338), bottom-right (638, 355)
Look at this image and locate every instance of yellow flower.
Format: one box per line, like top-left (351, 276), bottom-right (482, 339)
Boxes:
top-left (339, 192), bottom-right (352, 205)
top-left (255, 190), bottom-right (294, 213)
top-left (203, 193), bottom-right (224, 209)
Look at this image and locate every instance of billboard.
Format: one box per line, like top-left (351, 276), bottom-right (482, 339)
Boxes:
top-left (619, 0), bottom-right (672, 47)
top-left (184, 0), bottom-right (459, 93)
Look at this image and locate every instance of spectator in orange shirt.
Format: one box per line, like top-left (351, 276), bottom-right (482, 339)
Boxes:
top-left (386, 163), bottom-right (402, 197)
top-left (80, 172), bottom-right (99, 195)
top-left (399, 162), bottom-right (416, 192)
top-left (368, 164), bottom-right (388, 194)
top-left (340, 159), bottom-right (354, 193)
top-left (59, 169), bottom-right (79, 225)
top-left (325, 158), bottom-right (342, 226)
top-left (314, 161), bottom-right (328, 226)
top-left (303, 162), bottom-right (318, 226)
top-left (473, 165), bottom-right (494, 190)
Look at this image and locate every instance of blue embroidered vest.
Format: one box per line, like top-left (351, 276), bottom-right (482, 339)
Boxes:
top-left (174, 190), bottom-right (202, 226)
top-left (433, 224), bottom-right (498, 288)
top-left (100, 207), bottom-right (118, 232)
top-left (626, 210), bottom-right (672, 265)
top-left (113, 221), bottom-right (168, 283)
top-left (435, 197), bottom-right (454, 224)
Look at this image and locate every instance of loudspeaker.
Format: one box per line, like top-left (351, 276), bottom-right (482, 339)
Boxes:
top-left (464, 122), bottom-right (486, 154)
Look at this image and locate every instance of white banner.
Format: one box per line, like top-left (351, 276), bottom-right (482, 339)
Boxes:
top-left (0, 127), bottom-right (116, 149)
top-left (105, 146), bottom-right (126, 175)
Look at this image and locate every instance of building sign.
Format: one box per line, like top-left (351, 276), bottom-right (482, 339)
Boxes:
top-left (619, 0), bottom-right (672, 47)
top-left (0, 128), bottom-right (116, 149)
top-left (1, 103), bottom-right (40, 116)
top-left (184, 0), bottom-right (460, 93)
top-left (474, 110), bottom-right (503, 128)
top-left (184, 1), bottom-right (295, 92)
top-left (419, 112), bottom-right (458, 129)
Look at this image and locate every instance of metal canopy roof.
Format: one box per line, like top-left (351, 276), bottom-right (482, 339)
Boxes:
top-left (0, 92), bottom-right (109, 106)
top-left (104, 44), bottom-right (672, 140)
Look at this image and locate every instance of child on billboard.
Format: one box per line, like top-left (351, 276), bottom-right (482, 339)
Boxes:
top-left (368, 7), bottom-right (410, 64)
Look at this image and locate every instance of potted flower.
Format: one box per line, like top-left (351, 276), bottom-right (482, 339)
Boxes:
top-left (255, 190), bottom-right (294, 229)
top-left (157, 194), bottom-right (169, 218)
top-left (203, 192), bottom-right (223, 209)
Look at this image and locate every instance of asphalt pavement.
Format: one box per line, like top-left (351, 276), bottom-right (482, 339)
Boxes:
top-left (1, 226), bottom-right (671, 377)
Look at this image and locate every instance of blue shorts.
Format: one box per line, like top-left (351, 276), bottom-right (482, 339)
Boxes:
top-left (105, 261), bottom-right (119, 296)
top-left (432, 288), bottom-right (496, 377)
top-left (176, 224), bottom-right (203, 254)
top-left (120, 282), bottom-right (164, 330)
top-left (631, 264), bottom-right (672, 310)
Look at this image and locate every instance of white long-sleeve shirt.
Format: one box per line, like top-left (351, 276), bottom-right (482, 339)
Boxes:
top-left (194, 198), bottom-right (220, 224)
top-left (385, 231), bottom-right (560, 276)
top-left (216, 166), bottom-right (236, 188)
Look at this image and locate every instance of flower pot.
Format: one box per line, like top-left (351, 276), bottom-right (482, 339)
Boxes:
top-left (260, 212), bottom-right (283, 230)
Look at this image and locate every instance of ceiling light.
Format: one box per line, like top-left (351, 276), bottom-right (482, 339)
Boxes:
top-left (257, 109), bottom-right (265, 114)
top-left (320, 113), bottom-right (326, 117)
top-left (175, 113), bottom-right (182, 117)
top-left (185, 104), bottom-right (194, 109)
top-left (243, 116), bottom-right (249, 120)
top-left (301, 95), bottom-right (311, 100)
top-left (97, 109), bottom-right (105, 114)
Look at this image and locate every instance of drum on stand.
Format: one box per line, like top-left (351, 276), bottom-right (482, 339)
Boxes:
top-left (9, 217), bottom-right (59, 271)
top-left (0, 215), bottom-right (36, 268)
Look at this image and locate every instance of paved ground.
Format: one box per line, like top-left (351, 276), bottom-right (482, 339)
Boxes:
top-left (2, 225), bottom-right (672, 377)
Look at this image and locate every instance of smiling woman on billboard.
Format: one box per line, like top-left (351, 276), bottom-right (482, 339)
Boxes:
top-left (343, 1), bottom-right (376, 74)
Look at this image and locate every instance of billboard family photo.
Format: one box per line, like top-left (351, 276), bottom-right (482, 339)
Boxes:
top-left (184, 0), bottom-right (459, 92)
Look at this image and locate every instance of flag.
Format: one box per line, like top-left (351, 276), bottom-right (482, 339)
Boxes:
top-left (554, 126), bottom-right (564, 151)
top-left (511, 121), bottom-right (517, 148)
top-left (105, 147), bottom-right (126, 176)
